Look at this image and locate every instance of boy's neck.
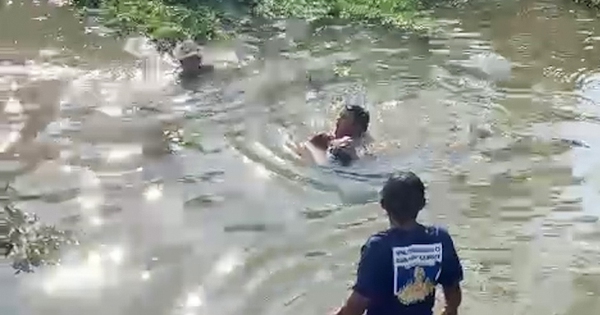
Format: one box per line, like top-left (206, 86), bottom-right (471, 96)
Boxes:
top-left (390, 219), bottom-right (419, 230)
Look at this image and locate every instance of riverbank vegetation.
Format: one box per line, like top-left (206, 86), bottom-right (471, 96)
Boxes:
top-left (573, 0), bottom-right (600, 7)
top-left (71, 0), bottom-right (435, 52)
top-left (2, 204), bottom-right (76, 274)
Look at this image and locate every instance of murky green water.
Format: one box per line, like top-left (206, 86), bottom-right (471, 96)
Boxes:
top-left (2, 0), bottom-right (600, 314)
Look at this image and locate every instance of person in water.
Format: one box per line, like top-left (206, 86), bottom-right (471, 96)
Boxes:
top-left (172, 39), bottom-right (214, 78)
top-left (299, 104), bottom-right (371, 166)
top-left (333, 171), bottom-right (463, 315)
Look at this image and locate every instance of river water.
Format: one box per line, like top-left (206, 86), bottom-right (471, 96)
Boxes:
top-left (2, 0), bottom-right (600, 314)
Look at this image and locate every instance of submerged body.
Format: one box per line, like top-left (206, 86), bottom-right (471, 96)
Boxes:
top-left (172, 39), bottom-right (214, 79)
top-left (291, 105), bottom-right (372, 167)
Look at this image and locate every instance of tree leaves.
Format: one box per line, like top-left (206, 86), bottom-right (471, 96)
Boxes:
top-left (3, 204), bottom-right (77, 274)
top-left (73, 0), bottom-right (433, 55)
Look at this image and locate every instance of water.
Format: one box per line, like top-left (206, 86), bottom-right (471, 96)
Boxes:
top-left (2, 0), bottom-right (600, 314)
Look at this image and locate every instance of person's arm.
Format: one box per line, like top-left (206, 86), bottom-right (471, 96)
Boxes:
top-left (332, 236), bottom-right (383, 315)
top-left (333, 291), bottom-right (369, 315)
top-left (286, 141), bottom-right (319, 165)
top-left (441, 285), bottom-right (462, 315)
top-left (437, 229), bottom-right (464, 315)
top-left (310, 132), bottom-right (334, 150)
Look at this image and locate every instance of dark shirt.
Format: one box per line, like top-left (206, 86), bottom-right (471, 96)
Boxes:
top-left (178, 65), bottom-right (215, 88)
top-left (353, 225), bottom-right (463, 315)
top-left (327, 146), bottom-right (354, 166)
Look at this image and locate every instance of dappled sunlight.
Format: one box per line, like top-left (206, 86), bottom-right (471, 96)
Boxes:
top-left (41, 262), bottom-right (105, 295)
top-left (40, 246), bottom-right (126, 296)
top-left (143, 184), bottom-right (164, 202)
top-left (4, 96), bottom-right (23, 114)
top-left (89, 215), bottom-right (103, 227)
top-left (0, 129), bottom-right (21, 153)
top-left (213, 249), bottom-right (245, 276)
top-left (76, 195), bottom-right (102, 211)
top-left (105, 146), bottom-right (142, 162)
top-left (185, 292), bottom-right (204, 308)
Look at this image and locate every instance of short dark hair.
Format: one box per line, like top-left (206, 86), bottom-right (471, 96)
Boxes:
top-left (343, 105), bottom-right (370, 136)
top-left (380, 171), bottom-right (426, 222)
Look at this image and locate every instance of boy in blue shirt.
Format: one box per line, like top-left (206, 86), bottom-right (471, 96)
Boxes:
top-left (334, 171), bottom-right (463, 315)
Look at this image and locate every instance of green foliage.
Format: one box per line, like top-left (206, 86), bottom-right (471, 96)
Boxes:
top-left (573, 0), bottom-right (600, 7)
top-left (335, 0), bottom-right (424, 26)
top-left (71, 0), bottom-right (434, 52)
top-left (3, 204), bottom-right (77, 274)
top-left (254, 0), bottom-right (425, 26)
top-left (72, 0), bottom-right (227, 53)
top-left (253, 0), bottom-right (335, 19)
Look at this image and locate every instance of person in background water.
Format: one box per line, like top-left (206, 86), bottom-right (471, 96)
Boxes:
top-left (333, 171), bottom-right (463, 315)
top-left (172, 39), bottom-right (214, 78)
top-left (293, 104), bottom-right (372, 166)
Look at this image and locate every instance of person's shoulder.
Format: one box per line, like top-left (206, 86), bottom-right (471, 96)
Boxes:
top-left (363, 229), bottom-right (394, 247)
top-left (421, 224), bottom-right (456, 242)
top-left (358, 231), bottom-right (391, 259)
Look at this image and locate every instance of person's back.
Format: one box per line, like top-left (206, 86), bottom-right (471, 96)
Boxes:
top-left (333, 171), bottom-right (463, 315)
top-left (355, 225), bottom-right (461, 315)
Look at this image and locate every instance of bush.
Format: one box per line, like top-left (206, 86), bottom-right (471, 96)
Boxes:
top-left (573, 0), bottom-right (600, 7)
top-left (71, 0), bottom-right (228, 53)
top-left (2, 204), bottom-right (76, 274)
top-left (255, 0), bottom-right (425, 26)
top-left (72, 0), bottom-right (434, 53)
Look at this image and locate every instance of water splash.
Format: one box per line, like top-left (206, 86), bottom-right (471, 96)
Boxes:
top-left (123, 36), bottom-right (172, 88)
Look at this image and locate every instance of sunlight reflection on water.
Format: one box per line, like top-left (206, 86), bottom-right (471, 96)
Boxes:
top-left (40, 246), bottom-right (125, 296)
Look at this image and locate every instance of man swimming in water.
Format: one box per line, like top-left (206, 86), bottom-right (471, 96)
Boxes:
top-left (172, 39), bottom-right (214, 78)
top-left (292, 104), bottom-right (372, 166)
top-left (333, 171), bottom-right (463, 315)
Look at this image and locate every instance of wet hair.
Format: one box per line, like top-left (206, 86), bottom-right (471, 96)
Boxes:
top-left (343, 105), bottom-right (370, 136)
top-left (329, 146), bottom-right (353, 167)
top-left (380, 171), bottom-right (426, 222)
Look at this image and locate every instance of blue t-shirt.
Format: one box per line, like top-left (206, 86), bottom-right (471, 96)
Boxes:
top-left (353, 225), bottom-right (463, 315)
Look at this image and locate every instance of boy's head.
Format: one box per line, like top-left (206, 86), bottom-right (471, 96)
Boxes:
top-left (335, 105), bottom-right (370, 139)
top-left (173, 39), bottom-right (203, 75)
top-left (380, 171), bottom-right (426, 223)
